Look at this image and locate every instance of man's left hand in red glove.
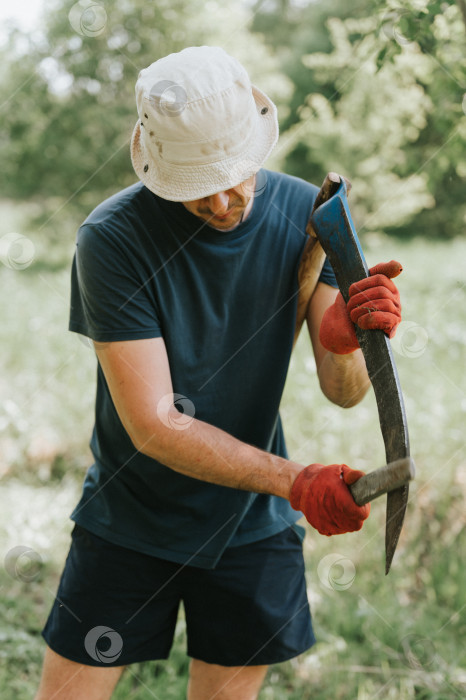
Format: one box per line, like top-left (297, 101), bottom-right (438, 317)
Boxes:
top-left (319, 260), bottom-right (403, 355)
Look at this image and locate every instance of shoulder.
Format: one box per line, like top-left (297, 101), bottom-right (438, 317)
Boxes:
top-left (77, 182), bottom-right (160, 250)
top-left (82, 182), bottom-right (152, 228)
top-left (263, 170), bottom-right (319, 211)
top-left (264, 170), bottom-right (319, 195)
top-left (261, 170), bottom-right (319, 229)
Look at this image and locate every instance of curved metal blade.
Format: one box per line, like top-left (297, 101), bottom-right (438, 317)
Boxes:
top-left (310, 177), bottom-right (411, 574)
top-left (356, 327), bottom-right (410, 574)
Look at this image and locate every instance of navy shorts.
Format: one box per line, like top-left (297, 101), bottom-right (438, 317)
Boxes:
top-left (42, 523), bottom-right (315, 667)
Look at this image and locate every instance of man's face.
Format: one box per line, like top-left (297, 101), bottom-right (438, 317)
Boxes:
top-left (181, 175), bottom-right (256, 231)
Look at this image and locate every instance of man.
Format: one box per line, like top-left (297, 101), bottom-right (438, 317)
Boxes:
top-left (35, 46), bottom-right (402, 700)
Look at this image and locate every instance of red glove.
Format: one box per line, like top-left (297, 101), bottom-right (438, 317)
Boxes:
top-left (289, 463), bottom-right (370, 536)
top-left (319, 260), bottom-right (403, 354)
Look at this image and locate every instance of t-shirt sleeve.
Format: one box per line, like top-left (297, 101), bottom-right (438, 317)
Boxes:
top-left (69, 223), bottom-right (163, 342)
top-left (318, 256), bottom-right (339, 288)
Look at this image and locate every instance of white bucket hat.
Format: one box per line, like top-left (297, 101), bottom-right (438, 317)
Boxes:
top-left (130, 46), bottom-right (279, 202)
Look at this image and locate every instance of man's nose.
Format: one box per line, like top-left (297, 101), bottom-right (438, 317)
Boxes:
top-left (207, 191), bottom-right (230, 215)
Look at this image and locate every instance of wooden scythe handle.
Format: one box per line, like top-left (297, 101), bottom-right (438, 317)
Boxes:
top-left (293, 172), bottom-right (352, 348)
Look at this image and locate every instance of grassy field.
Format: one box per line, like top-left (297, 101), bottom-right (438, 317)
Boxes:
top-left (0, 198), bottom-right (465, 699)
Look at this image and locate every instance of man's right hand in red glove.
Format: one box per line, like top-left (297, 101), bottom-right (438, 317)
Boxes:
top-left (289, 463), bottom-right (370, 536)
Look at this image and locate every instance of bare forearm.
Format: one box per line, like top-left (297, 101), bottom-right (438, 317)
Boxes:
top-left (318, 348), bottom-right (371, 408)
top-left (133, 412), bottom-right (303, 499)
top-left (306, 284), bottom-right (370, 408)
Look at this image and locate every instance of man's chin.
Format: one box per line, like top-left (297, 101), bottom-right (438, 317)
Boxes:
top-left (206, 213), bottom-right (244, 231)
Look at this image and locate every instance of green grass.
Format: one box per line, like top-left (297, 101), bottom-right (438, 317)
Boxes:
top-left (1, 198), bottom-right (465, 699)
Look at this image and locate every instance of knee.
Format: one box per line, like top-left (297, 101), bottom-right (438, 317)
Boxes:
top-left (187, 658), bottom-right (268, 700)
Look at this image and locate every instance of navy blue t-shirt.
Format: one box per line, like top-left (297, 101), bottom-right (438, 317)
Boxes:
top-left (69, 169), bottom-right (337, 568)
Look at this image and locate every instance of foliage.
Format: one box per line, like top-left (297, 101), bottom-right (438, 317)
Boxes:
top-left (1, 0), bottom-right (464, 238)
top-left (255, 0), bottom-right (466, 238)
top-left (250, 0), bottom-right (375, 132)
top-left (375, 0), bottom-right (466, 239)
top-left (279, 27), bottom-right (436, 232)
top-left (0, 0), bottom-right (289, 216)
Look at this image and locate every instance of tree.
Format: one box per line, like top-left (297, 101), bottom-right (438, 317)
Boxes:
top-left (0, 0), bottom-right (290, 218)
top-left (254, 0), bottom-right (466, 238)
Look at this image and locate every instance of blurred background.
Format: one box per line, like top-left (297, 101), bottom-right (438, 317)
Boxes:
top-left (0, 1), bottom-right (465, 698)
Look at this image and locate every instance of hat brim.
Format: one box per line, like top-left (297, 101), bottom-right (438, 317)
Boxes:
top-left (130, 85), bottom-right (278, 202)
